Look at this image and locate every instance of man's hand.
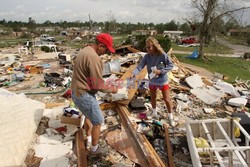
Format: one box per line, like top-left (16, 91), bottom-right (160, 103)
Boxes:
top-left (153, 70), bottom-right (161, 75)
top-left (111, 87), bottom-right (118, 94)
top-left (130, 74), bottom-right (136, 79)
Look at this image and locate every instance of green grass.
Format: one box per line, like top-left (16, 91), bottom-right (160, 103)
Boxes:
top-left (171, 42), bottom-right (233, 54)
top-left (223, 36), bottom-right (248, 45)
top-left (175, 54), bottom-right (250, 83)
top-left (0, 37), bottom-right (30, 48)
top-left (113, 35), bottom-right (127, 47)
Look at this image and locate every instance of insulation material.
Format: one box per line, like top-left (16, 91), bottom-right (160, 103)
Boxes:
top-left (0, 88), bottom-right (44, 166)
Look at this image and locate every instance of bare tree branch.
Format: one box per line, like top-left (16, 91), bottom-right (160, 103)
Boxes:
top-left (214, 6), bottom-right (250, 21)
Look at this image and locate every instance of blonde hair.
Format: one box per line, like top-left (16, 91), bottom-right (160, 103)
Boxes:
top-left (146, 36), bottom-right (164, 55)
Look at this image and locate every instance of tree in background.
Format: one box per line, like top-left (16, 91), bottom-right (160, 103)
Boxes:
top-left (191, 0), bottom-right (250, 59)
top-left (104, 11), bottom-right (117, 33)
top-left (224, 17), bottom-right (240, 32)
top-left (179, 22), bottom-right (191, 35)
top-left (28, 17), bottom-right (36, 33)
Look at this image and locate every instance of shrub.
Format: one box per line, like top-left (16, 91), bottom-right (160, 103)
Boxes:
top-left (247, 37), bottom-right (250, 46)
top-left (41, 46), bottom-right (50, 52)
top-left (130, 35), bottom-right (171, 53)
top-left (243, 52), bottom-right (250, 59)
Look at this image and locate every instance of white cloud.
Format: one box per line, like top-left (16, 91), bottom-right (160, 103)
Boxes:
top-left (0, 0), bottom-right (249, 24)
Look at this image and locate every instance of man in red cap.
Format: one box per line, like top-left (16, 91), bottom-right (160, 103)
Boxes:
top-left (71, 33), bottom-right (117, 155)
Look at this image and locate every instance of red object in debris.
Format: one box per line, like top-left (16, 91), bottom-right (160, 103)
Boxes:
top-left (25, 65), bottom-right (32, 71)
top-left (63, 89), bottom-right (72, 98)
top-left (138, 112), bottom-right (147, 119)
top-left (55, 126), bottom-right (67, 133)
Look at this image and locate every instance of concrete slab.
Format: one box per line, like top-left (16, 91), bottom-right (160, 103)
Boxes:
top-left (228, 97), bottom-right (248, 107)
top-left (215, 80), bottom-right (240, 97)
top-left (191, 86), bottom-right (224, 104)
top-left (185, 74), bottom-right (204, 89)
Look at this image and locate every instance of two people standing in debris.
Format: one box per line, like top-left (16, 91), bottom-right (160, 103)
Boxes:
top-left (132, 37), bottom-right (175, 126)
top-left (71, 33), bottom-right (118, 155)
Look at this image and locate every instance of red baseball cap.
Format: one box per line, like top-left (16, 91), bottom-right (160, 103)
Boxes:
top-left (96, 33), bottom-right (115, 53)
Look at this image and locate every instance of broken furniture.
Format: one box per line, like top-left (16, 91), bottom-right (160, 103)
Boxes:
top-left (186, 118), bottom-right (250, 167)
top-left (18, 47), bottom-right (28, 55)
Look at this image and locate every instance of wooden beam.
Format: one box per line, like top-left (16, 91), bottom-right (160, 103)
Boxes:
top-left (116, 64), bottom-right (147, 105)
top-left (164, 124), bottom-right (175, 167)
top-left (75, 129), bottom-right (88, 167)
top-left (127, 46), bottom-right (141, 53)
top-left (116, 105), bottom-right (167, 167)
top-left (170, 84), bottom-right (191, 91)
top-left (99, 102), bottom-right (117, 110)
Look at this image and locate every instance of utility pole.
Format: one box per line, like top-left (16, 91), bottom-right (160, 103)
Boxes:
top-left (88, 14), bottom-right (93, 32)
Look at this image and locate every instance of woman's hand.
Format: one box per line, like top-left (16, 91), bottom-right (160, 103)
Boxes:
top-left (153, 70), bottom-right (161, 75)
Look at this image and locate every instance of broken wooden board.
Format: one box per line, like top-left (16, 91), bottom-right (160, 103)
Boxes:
top-left (116, 105), bottom-right (167, 167)
top-left (106, 128), bottom-right (149, 166)
top-left (116, 64), bottom-right (147, 105)
top-left (170, 84), bottom-right (191, 91)
top-left (164, 124), bottom-right (174, 167)
top-left (99, 102), bottom-right (117, 110)
top-left (75, 129), bottom-right (88, 167)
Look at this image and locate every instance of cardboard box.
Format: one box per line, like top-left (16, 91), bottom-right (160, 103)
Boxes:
top-left (61, 116), bottom-right (80, 126)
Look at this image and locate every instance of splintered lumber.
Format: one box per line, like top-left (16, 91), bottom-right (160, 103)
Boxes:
top-left (171, 55), bottom-right (192, 75)
top-left (116, 105), bottom-right (167, 167)
top-left (111, 71), bottom-right (124, 75)
top-left (164, 124), bottom-right (175, 167)
top-left (170, 84), bottom-right (191, 91)
top-left (105, 128), bottom-right (149, 165)
top-left (75, 129), bottom-right (88, 167)
top-left (45, 102), bottom-right (66, 108)
top-left (127, 46), bottom-right (140, 53)
top-left (116, 64), bottom-right (147, 105)
top-left (99, 102), bottom-right (117, 110)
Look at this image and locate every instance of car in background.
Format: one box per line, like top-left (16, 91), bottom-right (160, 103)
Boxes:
top-left (181, 36), bottom-right (197, 45)
top-left (40, 34), bottom-right (55, 42)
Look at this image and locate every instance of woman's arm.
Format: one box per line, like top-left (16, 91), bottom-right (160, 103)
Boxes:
top-left (132, 54), bottom-right (147, 76)
top-left (160, 53), bottom-right (173, 75)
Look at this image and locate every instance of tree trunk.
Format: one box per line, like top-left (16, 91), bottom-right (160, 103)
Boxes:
top-left (198, 0), bottom-right (218, 59)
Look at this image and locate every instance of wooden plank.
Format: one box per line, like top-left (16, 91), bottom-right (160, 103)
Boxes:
top-left (106, 128), bottom-right (150, 165)
top-left (127, 46), bottom-right (141, 53)
top-left (45, 102), bottom-right (66, 108)
top-left (170, 84), bottom-right (191, 91)
top-left (116, 64), bottom-right (147, 105)
top-left (116, 105), bottom-right (166, 167)
top-left (99, 102), bottom-right (117, 110)
top-left (164, 124), bottom-right (175, 167)
top-left (75, 129), bottom-right (88, 167)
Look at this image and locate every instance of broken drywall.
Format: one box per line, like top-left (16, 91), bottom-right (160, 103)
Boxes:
top-left (0, 88), bottom-right (44, 167)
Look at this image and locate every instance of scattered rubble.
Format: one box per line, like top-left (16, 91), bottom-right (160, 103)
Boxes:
top-left (0, 44), bottom-right (249, 167)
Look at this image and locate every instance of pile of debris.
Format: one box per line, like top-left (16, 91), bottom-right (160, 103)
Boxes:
top-left (0, 44), bottom-right (249, 167)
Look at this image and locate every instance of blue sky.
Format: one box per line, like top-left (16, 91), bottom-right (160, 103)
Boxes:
top-left (0, 0), bottom-right (249, 24)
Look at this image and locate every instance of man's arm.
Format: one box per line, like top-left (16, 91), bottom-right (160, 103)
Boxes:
top-left (88, 59), bottom-right (117, 93)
